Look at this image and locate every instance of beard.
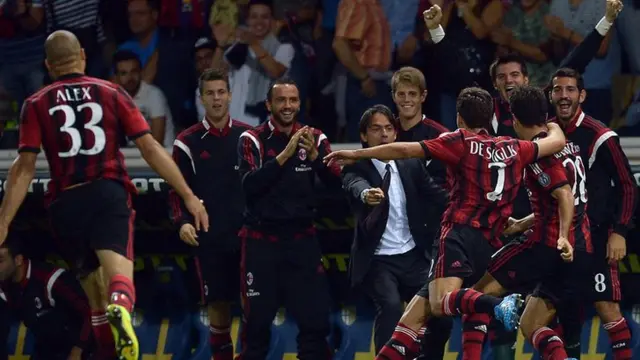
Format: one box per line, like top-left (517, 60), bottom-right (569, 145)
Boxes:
top-left (555, 99), bottom-right (579, 121)
top-left (272, 108), bottom-right (298, 126)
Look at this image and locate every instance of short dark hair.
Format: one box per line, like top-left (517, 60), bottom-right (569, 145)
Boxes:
top-left (456, 87), bottom-right (494, 129)
top-left (112, 50), bottom-right (141, 72)
top-left (248, 0), bottom-right (273, 13)
top-left (267, 77), bottom-right (298, 101)
top-left (359, 104), bottom-right (398, 135)
top-left (199, 68), bottom-right (230, 94)
top-left (139, 0), bottom-right (160, 11)
top-left (0, 233), bottom-right (23, 258)
top-left (551, 67), bottom-right (584, 91)
top-left (489, 54), bottom-right (529, 81)
top-left (509, 85), bottom-right (548, 126)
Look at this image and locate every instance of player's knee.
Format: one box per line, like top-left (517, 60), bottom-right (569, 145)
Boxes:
top-left (518, 314), bottom-right (537, 340)
top-left (399, 301), bottom-right (430, 329)
top-left (595, 301), bottom-right (622, 322)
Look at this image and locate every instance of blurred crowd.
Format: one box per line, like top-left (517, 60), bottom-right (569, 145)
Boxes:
top-left (0, 0), bottom-right (639, 148)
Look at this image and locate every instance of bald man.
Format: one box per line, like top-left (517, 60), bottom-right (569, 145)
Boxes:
top-left (0, 30), bottom-right (209, 360)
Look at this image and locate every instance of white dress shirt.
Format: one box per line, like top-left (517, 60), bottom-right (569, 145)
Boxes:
top-left (369, 159), bottom-right (416, 255)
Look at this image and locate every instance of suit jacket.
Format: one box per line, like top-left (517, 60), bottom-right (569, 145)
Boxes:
top-left (342, 158), bottom-right (448, 288)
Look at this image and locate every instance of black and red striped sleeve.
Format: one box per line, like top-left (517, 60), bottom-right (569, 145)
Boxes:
top-left (516, 139), bottom-right (539, 166)
top-left (597, 135), bottom-right (638, 237)
top-left (419, 130), bottom-right (465, 165)
top-left (115, 86), bottom-right (151, 140)
top-left (311, 130), bottom-right (341, 189)
top-left (168, 134), bottom-right (195, 226)
top-left (18, 99), bottom-right (42, 154)
top-left (237, 130), bottom-right (284, 196)
top-left (51, 270), bottom-right (92, 350)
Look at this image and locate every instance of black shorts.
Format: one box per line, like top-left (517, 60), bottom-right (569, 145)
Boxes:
top-left (589, 224), bottom-right (622, 302)
top-left (420, 223), bottom-right (496, 294)
top-left (194, 244), bottom-right (240, 304)
top-left (49, 179), bottom-right (134, 276)
top-left (488, 235), bottom-right (592, 305)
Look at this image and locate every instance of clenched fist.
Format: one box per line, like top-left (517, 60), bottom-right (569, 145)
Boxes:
top-left (423, 5), bottom-right (443, 30)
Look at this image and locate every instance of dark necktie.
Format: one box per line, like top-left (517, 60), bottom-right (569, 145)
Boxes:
top-left (363, 163), bottom-right (392, 235)
top-left (381, 164), bottom-right (392, 193)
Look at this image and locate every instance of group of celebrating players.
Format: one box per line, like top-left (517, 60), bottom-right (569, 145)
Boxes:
top-left (326, 2), bottom-right (638, 360)
top-left (0, 0), bottom-right (636, 359)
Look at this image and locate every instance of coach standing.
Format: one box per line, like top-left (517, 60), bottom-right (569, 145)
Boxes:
top-left (169, 68), bottom-right (250, 360)
top-left (237, 78), bottom-right (341, 359)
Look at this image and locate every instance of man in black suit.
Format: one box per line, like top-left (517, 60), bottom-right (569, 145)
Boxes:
top-left (342, 105), bottom-right (447, 353)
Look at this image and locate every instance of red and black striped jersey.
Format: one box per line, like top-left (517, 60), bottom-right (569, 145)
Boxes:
top-left (420, 128), bottom-right (538, 248)
top-left (525, 133), bottom-right (592, 252)
top-left (0, 260), bottom-right (92, 353)
top-left (18, 73), bottom-right (151, 200)
top-left (551, 109), bottom-right (638, 238)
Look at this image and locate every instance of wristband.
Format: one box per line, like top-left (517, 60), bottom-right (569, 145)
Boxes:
top-left (595, 17), bottom-right (613, 36)
top-left (429, 25), bottom-right (446, 44)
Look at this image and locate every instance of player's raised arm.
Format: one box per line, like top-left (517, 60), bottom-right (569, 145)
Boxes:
top-left (533, 122), bottom-right (566, 159)
top-left (324, 130), bottom-right (464, 166)
top-left (324, 142), bottom-right (425, 167)
top-left (0, 101), bottom-right (41, 243)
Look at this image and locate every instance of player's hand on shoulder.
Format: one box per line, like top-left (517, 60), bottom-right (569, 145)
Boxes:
top-left (503, 217), bottom-right (523, 235)
top-left (179, 223), bottom-right (199, 246)
top-left (606, 232), bottom-right (626, 263)
top-left (363, 188), bottom-right (385, 206)
top-left (185, 195), bottom-right (209, 233)
top-left (557, 236), bottom-right (573, 262)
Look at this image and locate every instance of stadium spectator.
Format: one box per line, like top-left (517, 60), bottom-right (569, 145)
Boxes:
top-left (615, 0), bottom-right (640, 74)
top-left (332, 0), bottom-right (394, 142)
top-left (548, 0), bottom-right (621, 124)
top-left (496, 0), bottom-right (555, 87)
top-left (113, 50), bottom-right (174, 147)
top-left (211, 0), bottom-right (295, 126)
top-left (193, 37), bottom-right (216, 121)
top-left (43, 0), bottom-right (106, 78)
top-left (119, 0), bottom-right (195, 131)
top-left (429, 0), bottom-right (505, 129)
top-left (0, 0), bottom-right (45, 113)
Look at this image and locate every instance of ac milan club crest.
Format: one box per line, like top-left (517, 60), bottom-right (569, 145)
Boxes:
top-left (298, 148), bottom-right (307, 161)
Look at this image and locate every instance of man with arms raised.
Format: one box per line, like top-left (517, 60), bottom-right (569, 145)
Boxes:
top-left (550, 68), bottom-right (638, 360)
top-left (169, 68), bottom-right (250, 360)
top-left (0, 31), bottom-right (208, 360)
top-left (325, 87), bottom-right (567, 360)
